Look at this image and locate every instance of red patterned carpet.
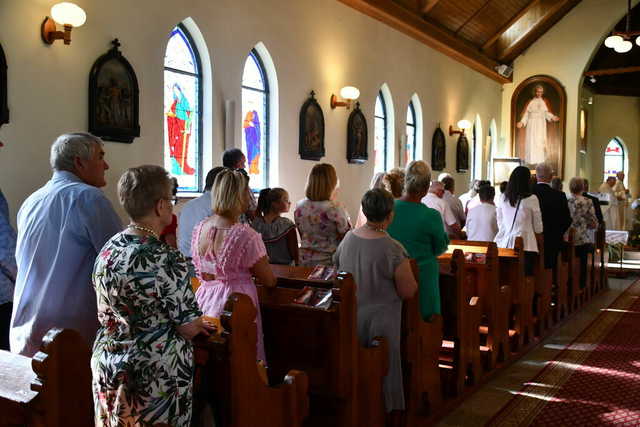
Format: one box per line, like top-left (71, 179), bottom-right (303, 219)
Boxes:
top-left (490, 279), bottom-right (640, 426)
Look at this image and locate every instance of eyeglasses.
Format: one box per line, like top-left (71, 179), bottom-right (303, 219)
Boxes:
top-left (161, 197), bottom-right (179, 206)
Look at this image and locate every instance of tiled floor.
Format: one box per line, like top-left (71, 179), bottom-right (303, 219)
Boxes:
top-left (436, 275), bottom-right (639, 427)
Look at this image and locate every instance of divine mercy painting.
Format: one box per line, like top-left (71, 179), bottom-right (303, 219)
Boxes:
top-left (511, 75), bottom-right (566, 178)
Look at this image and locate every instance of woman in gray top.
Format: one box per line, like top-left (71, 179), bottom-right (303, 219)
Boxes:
top-left (333, 188), bottom-right (417, 420)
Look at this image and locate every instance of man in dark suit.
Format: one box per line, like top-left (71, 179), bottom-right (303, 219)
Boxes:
top-left (532, 163), bottom-right (572, 269)
top-left (582, 178), bottom-right (604, 225)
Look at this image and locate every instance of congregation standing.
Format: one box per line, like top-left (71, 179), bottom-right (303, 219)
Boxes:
top-left (0, 131), bottom-right (622, 425)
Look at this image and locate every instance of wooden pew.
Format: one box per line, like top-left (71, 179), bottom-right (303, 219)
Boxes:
top-left (566, 231), bottom-right (582, 312)
top-left (0, 328), bottom-right (92, 427)
top-left (192, 292), bottom-right (309, 427)
top-left (437, 249), bottom-right (482, 397)
top-left (442, 241), bottom-right (511, 371)
top-left (403, 260), bottom-right (443, 425)
top-left (271, 263), bottom-right (444, 424)
top-left (533, 234), bottom-right (553, 335)
top-left (593, 223), bottom-right (607, 294)
top-left (496, 237), bottom-right (534, 350)
top-left (555, 243), bottom-right (570, 321)
top-left (257, 270), bottom-right (387, 427)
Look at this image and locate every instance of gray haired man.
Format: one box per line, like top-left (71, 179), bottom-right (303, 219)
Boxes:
top-left (11, 132), bottom-right (122, 356)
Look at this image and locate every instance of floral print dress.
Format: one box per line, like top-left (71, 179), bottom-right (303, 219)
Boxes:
top-left (91, 233), bottom-right (202, 427)
top-left (294, 199), bottom-right (351, 266)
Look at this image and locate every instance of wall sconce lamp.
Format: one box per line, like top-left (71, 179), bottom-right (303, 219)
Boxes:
top-left (41, 2), bottom-right (87, 45)
top-left (331, 86), bottom-right (360, 109)
top-left (449, 119), bottom-right (472, 136)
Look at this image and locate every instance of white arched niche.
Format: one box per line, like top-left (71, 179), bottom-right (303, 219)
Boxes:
top-left (473, 114), bottom-right (483, 180)
top-left (380, 83), bottom-right (396, 169)
top-left (410, 93), bottom-right (424, 161)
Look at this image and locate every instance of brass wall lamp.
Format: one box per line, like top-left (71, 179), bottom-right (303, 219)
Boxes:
top-left (449, 119), bottom-right (471, 136)
top-left (330, 86), bottom-right (360, 109)
top-left (41, 2), bottom-right (87, 45)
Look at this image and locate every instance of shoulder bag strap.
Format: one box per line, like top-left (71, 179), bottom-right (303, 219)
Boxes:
top-left (509, 198), bottom-right (522, 234)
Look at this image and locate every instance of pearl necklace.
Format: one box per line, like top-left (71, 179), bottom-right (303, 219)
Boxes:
top-left (364, 222), bottom-right (386, 233)
top-left (127, 224), bottom-right (159, 240)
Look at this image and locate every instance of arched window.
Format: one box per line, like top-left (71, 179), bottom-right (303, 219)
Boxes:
top-left (374, 91), bottom-right (388, 173)
top-left (242, 49), bottom-right (270, 190)
top-left (164, 24), bottom-right (202, 192)
top-left (406, 101), bottom-right (417, 165)
top-left (604, 138), bottom-right (627, 184)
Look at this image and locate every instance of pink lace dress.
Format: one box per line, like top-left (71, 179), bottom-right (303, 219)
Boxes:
top-left (191, 222), bottom-right (267, 362)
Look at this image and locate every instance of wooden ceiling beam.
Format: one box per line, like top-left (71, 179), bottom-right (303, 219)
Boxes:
top-left (421, 0), bottom-right (440, 15)
top-left (338, 0), bottom-right (511, 83)
top-left (455, 0), bottom-right (494, 35)
top-left (482, 0), bottom-right (539, 51)
top-left (584, 66), bottom-right (640, 76)
top-left (483, 0), bottom-right (582, 63)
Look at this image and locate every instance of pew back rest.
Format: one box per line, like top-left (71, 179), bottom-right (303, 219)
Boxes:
top-left (0, 328), bottom-right (92, 427)
top-left (193, 293), bottom-right (308, 427)
top-left (257, 272), bottom-right (356, 398)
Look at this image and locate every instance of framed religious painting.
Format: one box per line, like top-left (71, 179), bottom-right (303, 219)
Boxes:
top-left (347, 102), bottom-right (368, 164)
top-left (0, 43), bottom-right (8, 128)
top-left (299, 91), bottom-right (325, 160)
top-left (492, 157), bottom-right (522, 184)
top-left (431, 126), bottom-right (446, 170)
top-left (456, 133), bottom-right (469, 173)
top-left (511, 75), bottom-right (566, 178)
top-left (89, 39), bottom-right (140, 143)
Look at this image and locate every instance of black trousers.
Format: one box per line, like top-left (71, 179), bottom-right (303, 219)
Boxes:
top-left (575, 244), bottom-right (594, 289)
top-left (524, 251), bottom-right (537, 276)
top-left (0, 302), bottom-right (12, 351)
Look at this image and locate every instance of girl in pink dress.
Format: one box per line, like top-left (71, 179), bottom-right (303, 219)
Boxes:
top-left (191, 169), bottom-right (276, 362)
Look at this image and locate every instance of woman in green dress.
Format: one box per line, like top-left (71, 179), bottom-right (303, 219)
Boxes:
top-left (387, 160), bottom-right (449, 320)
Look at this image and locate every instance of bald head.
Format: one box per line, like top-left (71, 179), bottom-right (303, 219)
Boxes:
top-left (535, 163), bottom-right (553, 183)
top-left (429, 181), bottom-right (445, 198)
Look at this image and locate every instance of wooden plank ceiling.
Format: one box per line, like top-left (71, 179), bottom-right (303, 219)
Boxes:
top-left (339, 0), bottom-right (582, 83)
top-left (584, 4), bottom-right (640, 97)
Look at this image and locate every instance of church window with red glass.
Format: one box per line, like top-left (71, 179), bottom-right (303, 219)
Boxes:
top-left (164, 24), bottom-right (202, 192)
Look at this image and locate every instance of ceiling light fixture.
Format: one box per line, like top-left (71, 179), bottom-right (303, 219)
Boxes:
top-left (604, 0), bottom-right (638, 53)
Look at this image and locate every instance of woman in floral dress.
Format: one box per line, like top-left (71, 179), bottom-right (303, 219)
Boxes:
top-left (92, 165), bottom-right (213, 427)
top-left (295, 163), bottom-right (351, 266)
top-left (568, 177), bottom-right (598, 288)
top-left (192, 169), bottom-right (276, 363)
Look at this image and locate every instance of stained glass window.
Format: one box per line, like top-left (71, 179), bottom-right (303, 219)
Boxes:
top-left (374, 91), bottom-right (388, 173)
top-left (242, 49), bottom-right (269, 191)
top-left (164, 25), bottom-right (202, 192)
top-left (406, 101), bottom-right (417, 165)
top-left (604, 138), bottom-right (625, 182)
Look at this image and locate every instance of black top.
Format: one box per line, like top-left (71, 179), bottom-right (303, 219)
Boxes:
top-left (532, 183), bottom-right (572, 269)
top-left (583, 192), bottom-right (604, 225)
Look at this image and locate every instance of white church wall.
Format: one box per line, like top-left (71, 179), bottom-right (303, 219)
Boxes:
top-left (500, 0), bottom-right (640, 191)
top-left (0, 0), bottom-right (502, 224)
top-left (589, 95), bottom-right (640, 197)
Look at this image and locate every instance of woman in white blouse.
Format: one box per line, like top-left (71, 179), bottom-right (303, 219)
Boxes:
top-left (494, 166), bottom-right (543, 275)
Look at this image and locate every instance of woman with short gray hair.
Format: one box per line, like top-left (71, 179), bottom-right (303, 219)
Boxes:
top-left (91, 165), bottom-right (213, 426)
top-left (334, 188), bottom-right (417, 421)
top-left (387, 160), bottom-right (449, 320)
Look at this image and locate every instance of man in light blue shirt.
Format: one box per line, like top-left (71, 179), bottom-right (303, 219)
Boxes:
top-left (178, 166), bottom-right (225, 257)
top-left (11, 133), bottom-right (122, 356)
